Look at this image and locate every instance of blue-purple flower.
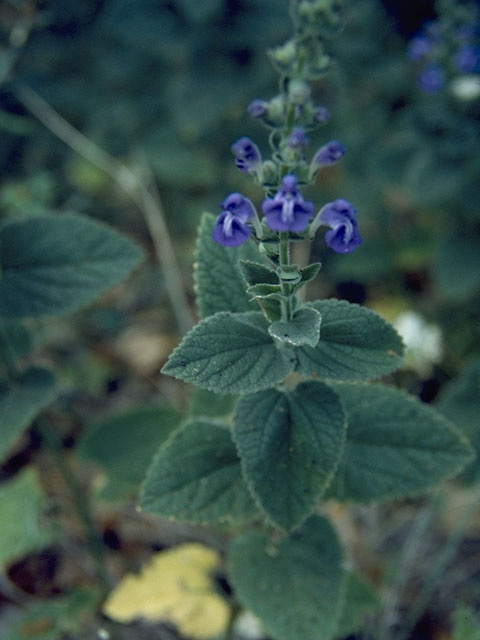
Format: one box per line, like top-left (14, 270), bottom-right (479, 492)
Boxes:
top-left (313, 106), bottom-right (331, 124)
top-left (407, 36), bottom-right (433, 61)
top-left (262, 175), bottom-right (315, 232)
top-left (231, 137), bottom-right (262, 174)
top-left (312, 199), bottom-right (362, 254)
top-left (213, 193), bottom-right (255, 247)
top-left (417, 63), bottom-right (445, 93)
top-left (247, 99), bottom-right (269, 118)
top-left (287, 127), bottom-right (310, 149)
top-left (312, 140), bottom-right (346, 167)
top-left (454, 45), bottom-right (480, 73)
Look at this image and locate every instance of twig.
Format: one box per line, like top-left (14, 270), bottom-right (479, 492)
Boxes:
top-left (14, 84), bottom-right (194, 335)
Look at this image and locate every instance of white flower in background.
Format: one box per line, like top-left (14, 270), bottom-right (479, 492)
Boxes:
top-left (450, 75), bottom-right (480, 101)
top-left (394, 311), bottom-right (443, 377)
top-left (234, 610), bottom-right (265, 639)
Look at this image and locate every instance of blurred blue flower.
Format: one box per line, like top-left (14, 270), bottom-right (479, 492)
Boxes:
top-left (407, 36), bottom-right (433, 61)
top-left (313, 106), bottom-right (331, 124)
top-left (262, 175), bottom-right (314, 232)
top-left (313, 199), bottom-right (362, 254)
top-left (247, 99), bottom-right (269, 118)
top-left (454, 45), bottom-right (480, 73)
top-left (213, 193), bottom-right (255, 247)
top-left (417, 63), bottom-right (445, 93)
top-left (287, 127), bottom-right (310, 149)
top-left (231, 137), bottom-right (262, 174)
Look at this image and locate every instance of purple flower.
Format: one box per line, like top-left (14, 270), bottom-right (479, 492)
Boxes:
top-left (231, 137), bottom-right (262, 174)
top-left (407, 36), bottom-right (432, 61)
top-left (313, 199), bottom-right (362, 254)
top-left (417, 63), bottom-right (445, 93)
top-left (287, 127), bottom-right (310, 149)
top-left (312, 140), bottom-right (346, 167)
top-left (313, 106), bottom-right (331, 124)
top-left (247, 99), bottom-right (269, 118)
top-left (454, 45), bottom-right (480, 73)
top-left (262, 175), bottom-right (315, 232)
top-left (212, 193), bottom-right (255, 247)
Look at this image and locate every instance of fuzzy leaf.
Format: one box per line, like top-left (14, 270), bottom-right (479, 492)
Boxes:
top-left (296, 299), bottom-right (404, 381)
top-left (0, 368), bottom-right (57, 461)
top-left (239, 260), bottom-right (278, 286)
top-left (188, 388), bottom-right (236, 418)
top-left (77, 406), bottom-right (181, 502)
top-left (162, 312), bottom-right (295, 394)
top-left (0, 213), bottom-right (144, 317)
top-left (247, 283), bottom-right (282, 298)
top-left (335, 573), bottom-right (379, 638)
top-left (194, 212), bottom-right (262, 318)
top-left (269, 306), bottom-right (322, 347)
top-left (228, 516), bottom-right (344, 640)
top-left (233, 382), bottom-right (346, 531)
top-left (326, 383), bottom-right (474, 503)
top-left (300, 262), bottom-right (322, 284)
top-left (140, 420), bottom-right (257, 524)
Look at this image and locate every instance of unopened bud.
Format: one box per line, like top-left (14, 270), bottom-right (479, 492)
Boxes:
top-left (288, 79), bottom-right (311, 105)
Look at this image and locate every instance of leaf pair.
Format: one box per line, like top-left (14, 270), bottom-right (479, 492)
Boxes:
top-left (141, 382), bottom-right (473, 533)
top-left (162, 300), bottom-right (404, 394)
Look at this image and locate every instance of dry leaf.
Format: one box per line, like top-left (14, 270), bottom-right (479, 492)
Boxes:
top-left (103, 543), bottom-right (230, 639)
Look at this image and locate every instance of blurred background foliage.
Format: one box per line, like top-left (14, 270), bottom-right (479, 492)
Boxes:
top-left (0, 0), bottom-right (480, 639)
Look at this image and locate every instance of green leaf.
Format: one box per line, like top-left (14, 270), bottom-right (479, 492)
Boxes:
top-left (194, 213), bottom-right (262, 318)
top-left (188, 388), bottom-right (236, 419)
top-left (228, 515), bottom-right (344, 640)
top-left (247, 283), bottom-right (282, 298)
top-left (77, 406), bottom-right (181, 502)
top-left (300, 262), bottom-right (322, 285)
top-left (239, 260), bottom-right (278, 286)
top-left (326, 383), bottom-right (474, 503)
top-left (269, 306), bottom-right (322, 347)
top-left (0, 213), bottom-right (144, 318)
top-left (0, 469), bottom-right (55, 566)
top-left (140, 420), bottom-right (258, 524)
top-left (162, 312), bottom-right (295, 395)
top-left (335, 573), bottom-right (379, 639)
top-left (0, 368), bottom-right (57, 462)
top-left (296, 299), bottom-right (404, 381)
top-left (436, 359), bottom-right (480, 484)
top-left (233, 382), bottom-right (346, 531)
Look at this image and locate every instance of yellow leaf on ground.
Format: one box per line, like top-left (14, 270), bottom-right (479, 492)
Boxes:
top-left (103, 543), bottom-right (230, 639)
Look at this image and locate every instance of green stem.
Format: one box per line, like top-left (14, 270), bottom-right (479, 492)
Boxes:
top-left (285, 102), bottom-right (296, 136)
top-left (279, 232), bottom-right (293, 321)
top-left (36, 418), bottom-right (111, 594)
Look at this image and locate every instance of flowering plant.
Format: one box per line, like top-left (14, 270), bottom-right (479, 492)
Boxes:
top-left (139, 2), bottom-right (474, 638)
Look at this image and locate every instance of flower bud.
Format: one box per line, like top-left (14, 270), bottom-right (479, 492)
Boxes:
top-left (269, 39), bottom-right (297, 67)
top-left (288, 79), bottom-right (311, 105)
top-left (247, 99), bottom-right (269, 119)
